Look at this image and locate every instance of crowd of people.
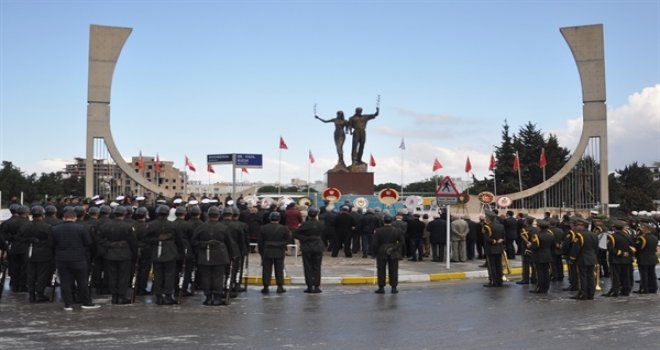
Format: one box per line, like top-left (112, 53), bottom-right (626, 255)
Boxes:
top-left (0, 193), bottom-right (658, 310)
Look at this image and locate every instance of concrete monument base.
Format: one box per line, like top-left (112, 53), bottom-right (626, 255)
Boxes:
top-left (327, 172), bottom-right (374, 195)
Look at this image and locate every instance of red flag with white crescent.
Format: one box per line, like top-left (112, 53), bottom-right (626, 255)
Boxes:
top-left (489, 154), bottom-right (497, 171)
top-left (432, 158), bottom-right (443, 172)
top-left (513, 151), bottom-right (520, 172)
top-left (137, 151), bottom-right (144, 171)
top-left (207, 163), bottom-right (215, 174)
top-left (465, 156), bottom-right (472, 173)
top-left (369, 154), bottom-right (376, 167)
top-left (309, 150), bottom-right (315, 164)
top-left (242, 167), bottom-right (249, 174)
top-left (539, 148), bottom-right (547, 168)
top-left (185, 155), bottom-right (196, 172)
top-left (155, 153), bottom-right (161, 173)
top-left (279, 136), bottom-right (288, 150)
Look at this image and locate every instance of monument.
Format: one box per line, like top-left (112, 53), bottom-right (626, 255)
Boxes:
top-left (321, 99), bottom-right (379, 195)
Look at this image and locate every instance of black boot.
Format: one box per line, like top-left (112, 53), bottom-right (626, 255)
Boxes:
top-left (391, 286), bottom-right (398, 294)
top-left (374, 287), bottom-right (385, 294)
top-left (117, 295), bottom-right (131, 305)
top-left (156, 295), bottom-right (164, 305)
top-left (35, 293), bottom-right (50, 303)
top-left (29, 292), bottom-right (36, 303)
top-left (313, 286), bottom-right (322, 293)
top-left (203, 294), bottom-right (212, 306)
top-left (112, 294), bottom-right (119, 304)
top-left (211, 293), bottom-right (226, 306)
top-left (162, 295), bottom-right (176, 305)
top-left (304, 287), bottom-right (313, 293)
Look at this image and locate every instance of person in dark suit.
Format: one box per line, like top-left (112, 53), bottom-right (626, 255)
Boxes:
top-left (18, 206), bottom-right (53, 302)
top-left (293, 207), bottom-right (325, 293)
top-left (482, 210), bottom-right (505, 287)
top-left (426, 212), bottom-right (447, 262)
top-left (258, 212), bottom-right (291, 294)
top-left (528, 219), bottom-right (554, 294)
top-left (373, 215), bottom-right (405, 294)
top-left (332, 206), bottom-right (356, 258)
top-left (503, 211), bottom-right (518, 260)
top-left (568, 217), bottom-right (599, 300)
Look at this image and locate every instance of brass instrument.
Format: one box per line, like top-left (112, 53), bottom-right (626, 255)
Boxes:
top-left (501, 252), bottom-right (512, 282)
top-left (595, 263), bottom-right (602, 291)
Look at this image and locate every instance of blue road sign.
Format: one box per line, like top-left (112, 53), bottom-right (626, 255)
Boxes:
top-left (235, 154), bottom-right (263, 168)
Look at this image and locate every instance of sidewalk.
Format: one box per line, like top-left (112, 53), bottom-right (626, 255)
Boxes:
top-left (241, 251), bottom-right (523, 285)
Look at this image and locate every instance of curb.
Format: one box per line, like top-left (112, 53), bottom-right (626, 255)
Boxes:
top-left (241, 267), bottom-right (525, 286)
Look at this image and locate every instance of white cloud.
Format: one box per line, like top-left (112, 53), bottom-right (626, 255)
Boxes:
top-left (552, 84), bottom-right (660, 171)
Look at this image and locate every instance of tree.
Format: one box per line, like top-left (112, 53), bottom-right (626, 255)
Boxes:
top-left (403, 176), bottom-right (440, 194)
top-left (609, 162), bottom-right (659, 213)
top-left (0, 161), bottom-right (35, 205)
top-left (374, 182), bottom-right (401, 192)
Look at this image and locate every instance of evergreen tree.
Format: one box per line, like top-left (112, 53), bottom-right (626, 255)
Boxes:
top-left (609, 162), bottom-right (659, 213)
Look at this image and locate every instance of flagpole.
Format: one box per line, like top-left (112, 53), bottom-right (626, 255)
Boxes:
top-left (543, 166), bottom-right (547, 208)
top-left (307, 158), bottom-right (311, 199)
top-left (516, 151), bottom-right (524, 209)
top-left (400, 147), bottom-right (404, 197)
top-left (278, 147), bottom-right (282, 195)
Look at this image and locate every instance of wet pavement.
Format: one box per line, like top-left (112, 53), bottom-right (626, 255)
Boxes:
top-left (0, 265), bottom-right (658, 350)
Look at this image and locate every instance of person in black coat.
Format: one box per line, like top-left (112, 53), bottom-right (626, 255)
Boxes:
top-left (503, 211), bottom-right (518, 260)
top-left (18, 206), bottom-right (53, 302)
top-left (373, 215), bottom-right (405, 294)
top-left (602, 220), bottom-right (635, 297)
top-left (359, 208), bottom-right (381, 258)
top-left (49, 207), bottom-right (99, 310)
top-left (634, 222), bottom-right (658, 294)
top-left (426, 212), bottom-right (447, 262)
top-left (258, 212), bottom-right (291, 294)
top-left (407, 214), bottom-right (426, 261)
top-left (4, 205), bottom-right (30, 293)
top-left (466, 217), bottom-right (480, 260)
top-left (144, 205), bottom-right (183, 305)
top-left (528, 219), bottom-right (554, 294)
top-left (332, 206), bottom-right (356, 258)
top-left (293, 207), bottom-right (325, 293)
top-left (191, 206), bottom-right (233, 306)
top-left (98, 206), bottom-right (138, 305)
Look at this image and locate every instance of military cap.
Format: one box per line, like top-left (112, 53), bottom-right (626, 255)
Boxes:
top-left (222, 207), bottom-right (234, 215)
top-left (136, 196), bottom-right (146, 202)
top-left (31, 205), bottom-right (45, 216)
top-left (484, 210), bottom-right (497, 219)
top-left (190, 205), bottom-right (202, 215)
top-left (113, 206), bottom-right (126, 216)
top-left (269, 211), bottom-right (281, 221)
top-left (188, 200), bottom-right (199, 205)
top-left (156, 205), bottom-right (170, 215)
top-left (135, 207), bottom-right (148, 218)
top-left (536, 219), bottom-right (550, 227)
top-left (548, 217), bottom-right (559, 227)
top-left (207, 206), bottom-right (221, 216)
top-left (308, 207), bottom-right (319, 217)
top-left (45, 205), bottom-right (58, 214)
top-left (570, 216), bottom-right (590, 225)
top-left (9, 203), bottom-right (20, 214)
top-left (62, 206), bottom-right (76, 217)
top-left (116, 195), bottom-right (125, 202)
top-left (91, 195), bottom-right (100, 201)
top-left (383, 214), bottom-right (394, 223)
top-left (124, 206), bottom-right (134, 215)
top-left (173, 198), bottom-right (183, 205)
top-left (88, 206), bottom-right (100, 215)
top-left (611, 219), bottom-right (627, 229)
top-left (232, 206), bottom-right (240, 215)
top-left (175, 206), bottom-right (187, 216)
top-left (100, 205), bottom-right (112, 215)
top-left (17, 205), bottom-right (29, 214)
top-left (340, 206), bottom-right (349, 212)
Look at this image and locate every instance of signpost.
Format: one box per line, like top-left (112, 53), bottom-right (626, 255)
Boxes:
top-left (207, 153), bottom-right (263, 199)
top-left (436, 176), bottom-right (460, 269)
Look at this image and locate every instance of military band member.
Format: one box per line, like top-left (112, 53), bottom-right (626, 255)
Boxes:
top-left (191, 206), bottom-right (233, 306)
top-left (373, 214), bottom-right (405, 294)
top-left (561, 222), bottom-right (578, 292)
top-left (634, 222), bottom-right (658, 294)
top-left (602, 219), bottom-right (635, 297)
top-left (516, 215), bottom-right (536, 285)
top-left (528, 219), bottom-right (554, 294)
top-left (592, 217), bottom-right (609, 278)
top-left (258, 212), bottom-right (290, 294)
top-left (548, 218), bottom-right (565, 282)
top-left (482, 210), bottom-right (505, 287)
top-left (230, 206), bottom-right (249, 293)
top-left (568, 217), bottom-right (599, 300)
top-left (133, 207), bottom-right (152, 296)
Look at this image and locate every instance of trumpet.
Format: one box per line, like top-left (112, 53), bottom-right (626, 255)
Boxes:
top-left (501, 252), bottom-right (512, 282)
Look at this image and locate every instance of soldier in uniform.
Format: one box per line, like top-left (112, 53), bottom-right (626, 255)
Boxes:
top-left (293, 207), bottom-right (325, 293)
top-left (548, 218), bottom-right (565, 282)
top-left (561, 220), bottom-right (578, 292)
top-left (99, 206), bottom-right (138, 304)
top-left (528, 219), bottom-right (554, 294)
top-left (568, 217), bottom-right (599, 300)
top-left (482, 210), bottom-right (505, 287)
top-left (184, 205), bottom-right (204, 295)
top-left (145, 205), bottom-right (183, 305)
top-left (133, 207), bottom-right (152, 296)
top-left (602, 219), bottom-right (635, 297)
top-left (18, 206), bottom-right (53, 302)
top-left (592, 217), bottom-right (609, 278)
top-left (91, 205), bottom-right (112, 295)
top-left (173, 206), bottom-right (194, 298)
top-left (257, 211), bottom-right (290, 294)
top-left (373, 214), bottom-right (405, 294)
top-left (191, 206), bottom-right (233, 306)
top-left (516, 215), bottom-right (536, 285)
top-left (634, 221), bottom-right (658, 294)
top-left (231, 206), bottom-right (249, 293)
top-left (44, 205), bottom-right (62, 226)
top-left (6, 205), bottom-right (30, 292)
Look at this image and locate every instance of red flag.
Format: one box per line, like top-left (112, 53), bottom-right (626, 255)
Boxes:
top-left (279, 136), bottom-right (288, 150)
top-left (242, 167), bottom-right (249, 174)
top-left (513, 152), bottom-right (520, 172)
top-left (465, 156), bottom-right (472, 173)
top-left (207, 163), bottom-right (215, 174)
top-left (539, 148), bottom-right (547, 168)
top-left (137, 151), bottom-right (144, 171)
top-left (489, 154), bottom-right (497, 171)
top-left (185, 155), bottom-right (196, 172)
top-left (309, 150), bottom-right (315, 164)
top-left (399, 138), bottom-right (406, 150)
top-left (155, 153), bottom-right (161, 173)
top-left (432, 158), bottom-right (443, 172)
top-left (369, 154), bottom-right (376, 167)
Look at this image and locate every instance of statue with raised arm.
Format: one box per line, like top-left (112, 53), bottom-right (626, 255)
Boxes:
top-left (348, 107), bottom-right (379, 166)
top-left (315, 111), bottom-right (349, 170)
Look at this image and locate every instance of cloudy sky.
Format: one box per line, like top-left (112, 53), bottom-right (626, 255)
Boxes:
top-left (1, 0), bottom-right (658, 187)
